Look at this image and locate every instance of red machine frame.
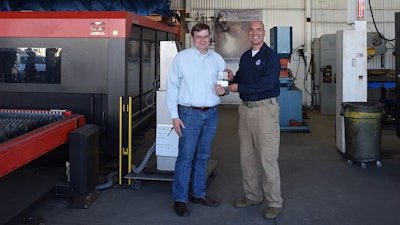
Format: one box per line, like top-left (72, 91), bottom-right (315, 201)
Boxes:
top-left (0, 111), bottom-right (85, 177)
top-left (0, 11), bottom-right (177, 38)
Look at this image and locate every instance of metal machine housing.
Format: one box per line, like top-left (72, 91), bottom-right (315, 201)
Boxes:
top-left (0, 11), bottom-right (177, 156)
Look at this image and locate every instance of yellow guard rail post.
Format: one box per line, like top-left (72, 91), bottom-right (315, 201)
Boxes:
top-left (119, 96), bottom-right (132, 186)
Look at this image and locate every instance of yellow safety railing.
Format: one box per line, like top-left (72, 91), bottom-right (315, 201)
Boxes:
top-left (119, 96), bottom-right (132, 185)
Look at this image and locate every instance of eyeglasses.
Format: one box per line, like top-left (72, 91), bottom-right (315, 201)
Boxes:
top-left (194, 35), bottom-right (210, 40)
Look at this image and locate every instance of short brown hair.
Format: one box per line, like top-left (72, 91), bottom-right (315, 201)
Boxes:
top-left (191, 23), bottom-right (210, 36)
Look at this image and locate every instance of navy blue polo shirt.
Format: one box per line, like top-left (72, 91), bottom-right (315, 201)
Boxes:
top-left (232, 43), bottom-right (281, 102)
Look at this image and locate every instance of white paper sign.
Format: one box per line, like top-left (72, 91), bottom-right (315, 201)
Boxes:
top-left (156, 124), bottom-right (179, 157)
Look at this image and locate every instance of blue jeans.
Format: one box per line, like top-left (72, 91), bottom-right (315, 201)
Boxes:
top-left (172, 105), bottom-right (218, 202)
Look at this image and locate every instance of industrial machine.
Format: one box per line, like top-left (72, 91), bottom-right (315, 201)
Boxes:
top-left (0, 10), bottom-right (179, 219)
top-left (270, 26), bottom-right (310, 132)
top-left (336, 0), bottom-right (368, 154)
top-left (312, 34), bottom-right (337, 115)
top-left (312, 32), bottom-right (388, 115)
top-left (0, 11), bottom-right (178, 158)
top-left (0, 109), bottom-right (85, 177)
top-left (156, 41), bottom-right (180, 172)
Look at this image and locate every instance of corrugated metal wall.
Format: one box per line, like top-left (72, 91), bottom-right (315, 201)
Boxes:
top-left (184, 0), bottom-right (399, 105)
top-left (170, 0), bottom-right (185, 10)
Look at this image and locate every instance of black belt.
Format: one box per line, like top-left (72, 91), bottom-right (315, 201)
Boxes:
top-left (180, 105), bottom-right (214, 111)
top-left (191, 106), bottom-right (212, 111)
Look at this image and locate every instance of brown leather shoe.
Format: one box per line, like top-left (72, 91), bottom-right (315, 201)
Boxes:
top-left (174, 202), bottom-right (190, 217)
top-left (234, 197), bottom-right (263, 208)
top-left (264, 207), bottom-right (282, 219)
top-left (189, 195), bottom-right (220, 207)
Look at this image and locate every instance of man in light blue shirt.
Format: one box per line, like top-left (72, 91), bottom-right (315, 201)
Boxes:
top-left (166, 23), bottom-right (229, 217)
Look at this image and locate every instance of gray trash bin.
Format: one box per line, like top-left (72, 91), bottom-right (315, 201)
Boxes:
top-left (341, 101), bottom-right (384, 168)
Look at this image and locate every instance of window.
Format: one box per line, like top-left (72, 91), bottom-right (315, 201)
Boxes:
top-left (0, 47), bottom-right (62, 84)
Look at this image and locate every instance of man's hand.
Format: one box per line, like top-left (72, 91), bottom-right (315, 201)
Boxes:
top-left (225, 68), bottom-right (234, 81)
top-left (228, 83), bottom-right (238, 93)
top-left (215, 84), bottom-right (226, 96)
top-left (172, 118), bottom-right (185, 137)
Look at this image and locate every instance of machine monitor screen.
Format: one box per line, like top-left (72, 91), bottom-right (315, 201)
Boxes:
top-left (0, 47), bottom-right (62, 84)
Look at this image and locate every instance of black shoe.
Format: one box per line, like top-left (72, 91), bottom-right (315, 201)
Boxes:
top-left (174, 202), bottom-right (190, 217)
top-left (189, 195), bottom-right (220, 207)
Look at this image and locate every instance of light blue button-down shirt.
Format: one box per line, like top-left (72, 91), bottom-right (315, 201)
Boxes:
top-left (166, 47), bottom-right (226, 119)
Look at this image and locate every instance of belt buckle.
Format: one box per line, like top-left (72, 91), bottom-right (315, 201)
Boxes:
top-left (248, 102), bottom-right (256, 108)
top-left (244, 101), bottom-right (255, 108)
top-left (244, 99), bottom-right (269, 108)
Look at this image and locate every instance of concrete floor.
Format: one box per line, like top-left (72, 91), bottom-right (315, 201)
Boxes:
top-left (2, 106), bottom-right (400, 225)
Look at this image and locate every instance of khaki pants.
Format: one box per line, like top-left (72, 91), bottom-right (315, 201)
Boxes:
top-left (238, 97), bottom-right (283, 208)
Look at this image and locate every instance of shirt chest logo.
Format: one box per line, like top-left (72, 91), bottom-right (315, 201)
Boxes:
top-left (255, 59), bottom-right (261, 66)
